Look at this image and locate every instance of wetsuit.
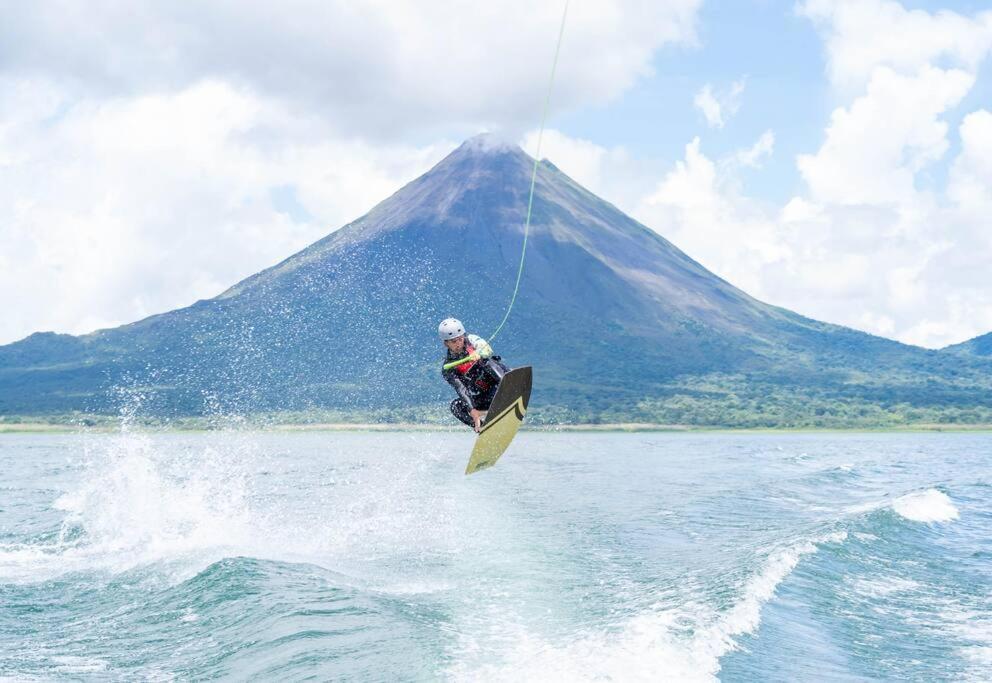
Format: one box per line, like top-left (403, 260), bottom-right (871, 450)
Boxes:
top-left (442, 334), bottom-right (510, 428)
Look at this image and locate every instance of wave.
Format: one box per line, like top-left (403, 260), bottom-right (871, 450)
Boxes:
top-left (844, 487), bottom-right (960, 525)
top-left (892, 489), bottom-right (959, 523)
top-left (446, 532), bottom-right (847, 682)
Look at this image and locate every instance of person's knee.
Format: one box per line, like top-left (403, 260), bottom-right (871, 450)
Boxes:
top-left (450, 398), bottom-right (473, 426)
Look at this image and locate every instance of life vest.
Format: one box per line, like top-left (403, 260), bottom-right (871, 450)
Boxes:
top-left (453, 340), bottom-right (478, 375)
top-left (452, 340), bottom-right (493, 391)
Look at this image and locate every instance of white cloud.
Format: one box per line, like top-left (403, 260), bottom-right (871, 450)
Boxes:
top-left (624, 0), bottom-right (992, 349)
top-left (0, 1), bottom-right (702, 140)
top-left (693, 79), bottom-right (746, 129)
top-left (628, 133), bottom-right (985, 348)
top-left (0, 78), bottom-right (452, 344)
top-left (634, 136), bottom-right (789, 296)
top-left (948, 109), bottom-right (992, 208)
top-left (0, 1), bottom-right (704, 344)
top-left (797, 65), bottom-right (973, 206)
top-left (799, 0), bottom-right (992, 91)
top-left (783, 0), bottom-right (992, 346)
top-left (518, 128), bottom-right (662, 211)
top-left (693, 86), bottom-right (723, 128)
top-left (733, 130), bottom-right (774, 168)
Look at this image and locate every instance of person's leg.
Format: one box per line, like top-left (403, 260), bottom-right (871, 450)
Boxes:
top-left (449, 398), bottom-right (474, 427)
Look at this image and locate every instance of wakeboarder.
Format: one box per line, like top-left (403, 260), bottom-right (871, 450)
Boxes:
top-left (438, 318), bottom-right (510, 432)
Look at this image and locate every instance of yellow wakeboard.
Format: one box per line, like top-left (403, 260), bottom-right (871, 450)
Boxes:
top-left (465, 366), bottom-right (532, 475)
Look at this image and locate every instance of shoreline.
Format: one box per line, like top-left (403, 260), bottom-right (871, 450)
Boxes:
top-left (3, 422), bottom-right (992, 435)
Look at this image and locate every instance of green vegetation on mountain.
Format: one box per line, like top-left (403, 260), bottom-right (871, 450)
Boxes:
top-left (943, 331), bottom-right (992, 357)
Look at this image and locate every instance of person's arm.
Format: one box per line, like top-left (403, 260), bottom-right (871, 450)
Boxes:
top-left (468, 334), bottom-right (507, 380)
top-left (444, 369), bottom-right (474, 406)
top-left (467, 334), bottom-right (494, 359)
top-left (445, 369), bottom-right (483, 431)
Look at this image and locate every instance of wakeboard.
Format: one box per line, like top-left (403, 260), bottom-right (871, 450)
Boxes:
top-left (465, 366), bottom-right (532, 475)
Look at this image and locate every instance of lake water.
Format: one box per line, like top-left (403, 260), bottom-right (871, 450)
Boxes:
top-left (1, 430), bottom-right (990, 680)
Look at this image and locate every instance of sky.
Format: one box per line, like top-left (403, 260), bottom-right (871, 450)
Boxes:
top-left (1, 0), bottom-right (991, 348)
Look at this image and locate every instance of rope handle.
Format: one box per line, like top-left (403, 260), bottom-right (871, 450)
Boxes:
top-left (443, 353), bottom-right (480, 371)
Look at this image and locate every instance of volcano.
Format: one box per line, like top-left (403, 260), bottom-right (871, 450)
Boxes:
top-left (3, 135), bottom-right (990, 425)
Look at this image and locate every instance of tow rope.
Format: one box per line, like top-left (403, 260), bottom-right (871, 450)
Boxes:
top-left (488, 0), bottom-right (569, 343)
top-left (445, 0), bottom-right (569, 372)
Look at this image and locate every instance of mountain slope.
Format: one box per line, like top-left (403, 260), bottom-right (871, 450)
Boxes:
top-left (944, 332), bottom-right (992, 357)
top-left (3, 135), bottom-right (991, 425)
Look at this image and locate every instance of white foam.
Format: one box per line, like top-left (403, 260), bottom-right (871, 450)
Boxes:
top-left (892, 489), bottom-right (959, 523)
top-left (963, 645), bottom-right (992, 668)
top-left (849, 576), bottom-right (921, 597)
top-left (447, 532), bottom-right (847, 682)
top-left (52, 656), bottom-right (109, 674)
top-left (936, 604), bottom-right (992, 681)
top-left (844, 488), bottom-right (960, 523)
top-left (706, 531), bottom-right (846, 643)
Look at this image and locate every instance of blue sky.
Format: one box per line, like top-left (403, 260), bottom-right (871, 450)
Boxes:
top-left (1, 0), bottom-right (991, 348)
top-left (556, 0), bottom-right (990, 203)
top-left (559, 0), bottom-right (829, 202)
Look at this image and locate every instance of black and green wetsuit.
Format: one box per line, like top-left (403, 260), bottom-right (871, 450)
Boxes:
top-left (442, 333), bottom-right (510, 427)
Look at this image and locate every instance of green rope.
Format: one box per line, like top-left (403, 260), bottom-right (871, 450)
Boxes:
top-left (488, 0), bottom-right (569, 342)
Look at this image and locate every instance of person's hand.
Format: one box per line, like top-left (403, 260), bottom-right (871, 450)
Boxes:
top-left (470, 408), bottom-right (483, 433)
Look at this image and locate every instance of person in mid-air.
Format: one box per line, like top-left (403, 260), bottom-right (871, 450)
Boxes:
top-left (439, 318), bottom-right (510, 432)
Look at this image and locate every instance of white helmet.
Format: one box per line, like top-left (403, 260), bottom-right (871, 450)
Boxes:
top-left (438, 318), bottom-right (465, 341)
